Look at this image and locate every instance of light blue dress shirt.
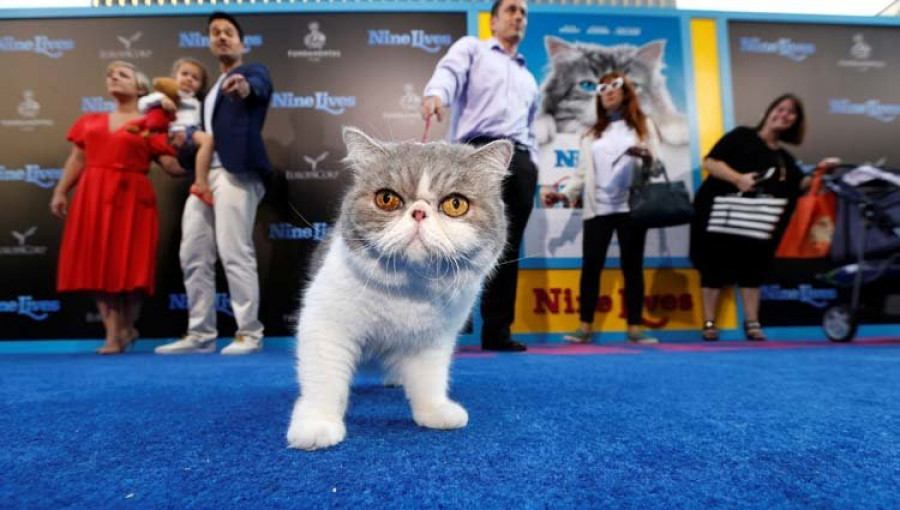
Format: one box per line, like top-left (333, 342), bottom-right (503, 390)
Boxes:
top-left (424, 36), bottom-right (539, 163)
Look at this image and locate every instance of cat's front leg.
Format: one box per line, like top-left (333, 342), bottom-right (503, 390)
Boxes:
top-left (286, 330), bottom-right (361, 450)
top-left (396, 344), bottom-right (468, 430)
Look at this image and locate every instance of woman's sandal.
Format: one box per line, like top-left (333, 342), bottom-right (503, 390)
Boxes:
top-left (744, 321), bottom-right (767, 341)
top-left (702, 320), bottom-right (719, 342)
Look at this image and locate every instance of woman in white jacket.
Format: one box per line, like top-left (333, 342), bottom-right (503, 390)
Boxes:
top-left (544, 72), bottom-right (659, 344)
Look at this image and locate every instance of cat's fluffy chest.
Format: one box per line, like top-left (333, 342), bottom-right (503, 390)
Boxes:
top-left (299, 236), bottom-right (480, 347)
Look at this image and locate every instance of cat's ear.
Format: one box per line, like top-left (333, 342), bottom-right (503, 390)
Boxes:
top-left (342, 126), bottom-right (387, 169)
top-left (465, 140), bottom-right (513, 186)
top-left (545, 36), bottom-right (576, 59)
top-left (635, 39), bottom-right (666, 67)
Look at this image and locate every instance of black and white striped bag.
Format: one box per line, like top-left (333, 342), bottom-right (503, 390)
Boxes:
top-left (707, 195), bottom-right (788, 240)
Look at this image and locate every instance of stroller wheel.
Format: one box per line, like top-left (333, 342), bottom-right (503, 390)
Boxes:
top-left (823, 305), bottom-right (857, 342)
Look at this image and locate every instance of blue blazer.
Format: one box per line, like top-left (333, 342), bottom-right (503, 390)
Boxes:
top-left (209, 62), bottom-right (273, 176)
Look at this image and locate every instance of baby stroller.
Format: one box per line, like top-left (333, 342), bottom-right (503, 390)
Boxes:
top-left (818, 164), bottom-right (900, 342)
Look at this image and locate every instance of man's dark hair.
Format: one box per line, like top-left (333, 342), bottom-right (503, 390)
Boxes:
top-left (208, 11), bottom-right (244, 42)
top-left (490, 0), bottom-right (503, 17)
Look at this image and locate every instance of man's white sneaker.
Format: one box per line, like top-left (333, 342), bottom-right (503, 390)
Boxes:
top-left (154, 335), bottom-right (216, 354)
top-left (221, 335), bottom-right (262, 355)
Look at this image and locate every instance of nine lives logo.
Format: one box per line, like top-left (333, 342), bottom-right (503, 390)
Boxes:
top-left (269, 222), bottom-right (330, 242)
top-left (288, 21), bottom-right (341, 61)
top-left (829, 98), bottom-right (900, 123)
top-left (0, 295), bottom-right (61, 321)
top-left (367, 29), bottom-right (452, 54)
top-left (169, 293), bottom-right (234, 317)
top-left (382, 83), bottom-right (422, 120)
top-left (178, 31), bottom-right (263, 53)
top-left (739, 36), bottom-right (816, 62)
top-left (0, 35), bottom-right (75, 58)
top-left (760, 284), bottom-right (838, 309)
top-left (99, 31), bottom-right (153, 60)
top-left (270, 91), bottom-right (356, 115)
top-left (532, 287), bottom-right (694, 329)
top-left (838, 33), bottom-right (885, 72)
top-left (0, 227), bottom-right (47, 256)
top-left (81, 96), bottom-right (116, 113)
top-left (2, 90), bottom-right (55, 131)
top-left (0, 164), bottom-right (63, 189)
top-left (286, 151), bottom-right (339, 180)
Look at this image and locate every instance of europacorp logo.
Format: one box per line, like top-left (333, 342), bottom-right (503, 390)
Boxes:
top-left (269, 222), bottom-right (330, 242)
top-left (99, 31), bottom-right (153, 60)
top-left (0, 227), bottom-right (47, 256)
top-left (829, 98), bottom-right (900, 123)
top-left (367, 29), bottom-right (452, 54)
top-left (178, 31), bottom-right (263, 53)
top-left (270, 91), bottom-right (356, 115)
top-left (739, 36), bottom-right (816, 62)
top-left (285, 151), bottom-right (340, 180)
top-left (0, 295), bottom-right (61, 321)
top-left (0, 35), bottom-right (75, 58)
top-left (169, 293), bottom-right (234, 317)
top-left (0, 164), bottom-right (63, 189)
top-left (81, 96), bottom-right (116, 113)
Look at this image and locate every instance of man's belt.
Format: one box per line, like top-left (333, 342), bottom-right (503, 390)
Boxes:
top-left (464, 135), bottom-right (530, 153)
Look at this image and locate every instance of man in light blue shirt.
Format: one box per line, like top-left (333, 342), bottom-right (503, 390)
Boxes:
top-left (422, 0), bottom-right (538, 352)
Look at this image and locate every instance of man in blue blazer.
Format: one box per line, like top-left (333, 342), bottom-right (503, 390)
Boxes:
top-left (157, 12), bottom-right (273, 355)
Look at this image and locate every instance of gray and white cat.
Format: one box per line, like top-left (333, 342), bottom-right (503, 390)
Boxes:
top-left (286, 127), bottom-right (511, 450)
top-left (536, 36), bottom-right (688, 146)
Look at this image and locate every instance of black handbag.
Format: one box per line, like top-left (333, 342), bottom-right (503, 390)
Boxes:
top-left (628, 159), bottom-right (694, 228)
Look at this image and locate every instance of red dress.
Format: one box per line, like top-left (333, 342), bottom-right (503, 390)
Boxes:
top-left (56, 113), bottom-right (175, 295)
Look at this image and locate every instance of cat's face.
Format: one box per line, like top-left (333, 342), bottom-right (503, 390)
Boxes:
top-left (340, 128), bottom-right (511, 269)
top-left (541, 36), bottom-right (665, 130)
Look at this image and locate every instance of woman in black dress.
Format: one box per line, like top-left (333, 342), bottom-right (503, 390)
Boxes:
top-left (690, 94), bottom-right (835, 341)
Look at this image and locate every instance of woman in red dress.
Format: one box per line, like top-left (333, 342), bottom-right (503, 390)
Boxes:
top-left (50, 61), bottom-right (185, 354)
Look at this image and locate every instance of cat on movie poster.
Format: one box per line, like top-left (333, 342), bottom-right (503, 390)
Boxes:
top-left (520, 13), bottom-right (692, 260)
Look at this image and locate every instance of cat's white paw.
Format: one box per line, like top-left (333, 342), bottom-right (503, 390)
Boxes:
top-left (286, 417), bottom-right (346, 450)
top-left (535, 114), bottom-right (557, 146)
top-left (413, 401), bottom-right (469, 430)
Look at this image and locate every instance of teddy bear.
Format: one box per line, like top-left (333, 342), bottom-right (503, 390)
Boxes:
top-left (127, 77), bottom-right (180, 136)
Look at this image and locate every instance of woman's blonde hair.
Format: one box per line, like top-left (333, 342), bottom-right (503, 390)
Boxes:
top-left (105, 60), bottom-right (151, 96)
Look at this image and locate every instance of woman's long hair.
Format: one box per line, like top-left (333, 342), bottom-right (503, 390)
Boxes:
top-left (755, 93), bottom-right (806, 145)
top-left (587, 71), bottom-right (648, 142)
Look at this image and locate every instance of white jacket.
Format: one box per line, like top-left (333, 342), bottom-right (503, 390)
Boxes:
top-left (564, 120), bottom-right (661, 220)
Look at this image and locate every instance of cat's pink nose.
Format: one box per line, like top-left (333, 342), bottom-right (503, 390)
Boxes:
top-left (412, 209), bottom-right (427, 222)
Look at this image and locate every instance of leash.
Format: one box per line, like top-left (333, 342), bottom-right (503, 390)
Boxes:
top-left (422, 114), bottom-right (432, 143)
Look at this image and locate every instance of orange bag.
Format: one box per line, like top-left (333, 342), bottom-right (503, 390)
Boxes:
top-left (776, 167), bottom-right (836, 258)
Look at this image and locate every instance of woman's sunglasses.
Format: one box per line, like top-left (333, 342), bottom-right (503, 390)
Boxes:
top-left (595, 77), bottom-right (625, 95)
top-left (577, 76), bottom-right (626, 94)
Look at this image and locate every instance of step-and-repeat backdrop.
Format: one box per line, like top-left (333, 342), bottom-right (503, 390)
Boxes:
top-left (727, 21), bottom-right (900, 327)
top-left (1, 9), bottom-right (897, 340)
top-left (0, 12), bottom-right (463, 339)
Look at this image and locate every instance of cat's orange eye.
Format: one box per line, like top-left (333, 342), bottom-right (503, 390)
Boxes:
top-left (374, 189), bottom-right (403, 211)
top-left (441, 195), bottom-right (470, 218)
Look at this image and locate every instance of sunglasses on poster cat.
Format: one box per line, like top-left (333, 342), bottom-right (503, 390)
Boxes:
top-left (578, 77), bottom-right (625, 95)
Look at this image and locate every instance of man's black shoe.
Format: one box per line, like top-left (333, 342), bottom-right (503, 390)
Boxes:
top-left (482, 337), bottom-right (527, 352)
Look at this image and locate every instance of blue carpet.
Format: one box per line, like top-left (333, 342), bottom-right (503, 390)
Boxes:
top-left (1, 342), bottom-right (899, 508)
